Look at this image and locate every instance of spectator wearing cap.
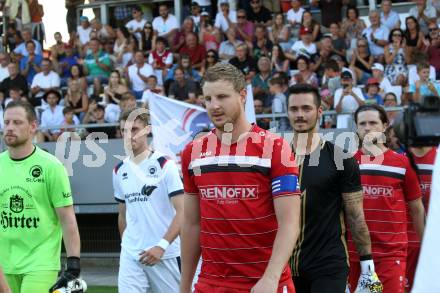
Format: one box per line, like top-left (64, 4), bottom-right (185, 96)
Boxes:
top-left (362, 10), bottom-right (389, 63)
top-left (234, 9), bottom-right (254, 43)
top-left (218, 29), bottom-right (243, 61)
top-left (409, 0), bottom-right (436, 35)
top-left (290, 26), bottom-right (317, 60)
top-left (193, 0), bottom-right (212, 15)
top-left (152, 3), bottom-right (179, 46)
top-left (20, 40), bottom-right (43, 85)
top-left (311, 0), bottom-right (349, 29)
top-left (125, 6), bottom-right (147, 43)
top-left (349, 38), bottom-right (373, 85)
top-left (247, 0), bottom-right (272, 27)
top-left (30, 58), bottom-right (61, 106)
top-left (229, 43), bottom-right (257, 82)
top-left (13, 28), bottom-right (43, 58)
top-left (380, 0), bottom-right (401, 31)
top-left (127, 51), bottom-right (154, 100)
top-left (179, 32), bottom-right (206, 71)
top-left (77, 16), bottom-right (92, 46)
top-left (334, 70), bottom-right (364, 127)
top-left (371, 63), bottom-right (393, 94)
top-left (214, 0), bottom-right (237, 34)
top-left (286, 0), bottom-right (305, 29)
top-left (251, 24), bottom-right (273, 60)
top-left (363, 78), bottom-right (384, 105)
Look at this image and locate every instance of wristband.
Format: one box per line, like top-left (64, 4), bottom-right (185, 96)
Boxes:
top-left (66, 256), bottom-right (81, 277)
top-left (157, 238), bottom-right (170, 251)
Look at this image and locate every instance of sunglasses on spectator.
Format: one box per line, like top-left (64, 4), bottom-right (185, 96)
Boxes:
top-left (429, 28), bottom-right (438, 32)
top-left (392, 33), bottom-right (402, 37)
top-left (207, 54), bottom-right (215, 58)
top-left (144, 26), bottom-right (152, 29)
top-left (237, 15), bottom-right (246, 18)
top-left (384, 98), bottom-right (396, 102)
top-left (358, 44), bottom-right (367, 47)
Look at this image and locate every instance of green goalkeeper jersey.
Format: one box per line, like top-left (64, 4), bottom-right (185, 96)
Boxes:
top-left (0, 146), bottom-right (73, 274)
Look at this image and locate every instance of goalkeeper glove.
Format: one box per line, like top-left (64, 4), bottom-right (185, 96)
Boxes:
top-left (49, 257), bottom-right (81, 293)
top-left (354, 256), bottom-right (383, 293)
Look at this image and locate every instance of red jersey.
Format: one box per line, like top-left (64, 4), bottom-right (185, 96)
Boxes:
top-left (150, 50), bottom-right (172, 69)
top-left (181, 124), bottom-right (300, 290)
top-left (348, 149), bottom-right (422, 262)
top-left (179, 44), bottom-right (206, 66)
top-left (407, 148), bottom-right (437, 247)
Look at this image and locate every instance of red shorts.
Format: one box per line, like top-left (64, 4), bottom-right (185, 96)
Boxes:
top-left (405, 246), bottom-right (420, 291)
top-left (194, 280), bottom-right (295, 293)
top-left (348, 260), bottom-right (406, 293)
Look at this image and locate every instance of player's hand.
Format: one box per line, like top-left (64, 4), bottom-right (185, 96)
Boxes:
top-left (250, 276), bottom-right (278, 293)
top-left (355, 259), bottom-right (383, 293)
top-left (139, 246), bottom-right (165, 266)
top-left (49, 257), bottom-right (81, 292)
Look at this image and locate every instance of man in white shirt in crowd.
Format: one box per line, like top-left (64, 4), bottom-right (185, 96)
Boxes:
top-left (30, 58), bottom-right (61, 108)
top-left (114, 108), bottom-right (184, 293)
top-left (214, 0), bottom-right (237, 34)
top-left (127, 51), bottom-right (154, 100)
top-left (126, 6), bottom-right (147, 43)
top-left (362, 10), bottom-right (389, 63)
top-left (290, 27), bottom-right (317, 60)
top-left (371, 63), bottom-right (393, 94)
top-left (77, 16), bottom-right (92, 46)
top-left (152, 4), bottom-right (179, 47)
top-left (13, 28), bottom-right (43, 58)
top-left (409, 0), bottom-right (437, 35)
top-left (380, 0), bottom-right (400, 31)
top-left (0, 53), bottom-right (10, 83)
top-left (334, 70), bottom-right (365, 128)
top-left (287, 0), bottom-right (304, 28)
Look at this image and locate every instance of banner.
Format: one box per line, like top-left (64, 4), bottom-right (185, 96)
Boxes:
top-left (147, 84), bottom-right (256, 161)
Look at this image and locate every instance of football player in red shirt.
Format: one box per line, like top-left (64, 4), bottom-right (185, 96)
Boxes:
top-left (405, 146), bottom-right (437, 291)
top-left (180, 63), bottom-right (301, 293)
top-left (348, 104), bottom-right (426, 293)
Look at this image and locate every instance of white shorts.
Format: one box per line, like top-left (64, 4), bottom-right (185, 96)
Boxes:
top-left (118, 248), bottom-right (181, 293)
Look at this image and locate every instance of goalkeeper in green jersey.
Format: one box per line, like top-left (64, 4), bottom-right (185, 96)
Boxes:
top-left (0, 101), bottom-right (81, 293)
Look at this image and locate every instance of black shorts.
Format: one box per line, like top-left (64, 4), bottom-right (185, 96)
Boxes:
top-left (293, 269), bottom-right (348, 293)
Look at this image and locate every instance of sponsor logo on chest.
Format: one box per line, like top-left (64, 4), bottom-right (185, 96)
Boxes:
top-left (199, 185), bottom-right (259, 201)
top-left (363, 185), bottom-right (393, 198)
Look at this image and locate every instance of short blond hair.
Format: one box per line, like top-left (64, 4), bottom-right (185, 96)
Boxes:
top-left (202, 63), bottom-right (246, 93)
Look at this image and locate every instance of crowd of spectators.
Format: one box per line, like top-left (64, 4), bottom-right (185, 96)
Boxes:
top-left (0, 0), bottom-right (439, 141)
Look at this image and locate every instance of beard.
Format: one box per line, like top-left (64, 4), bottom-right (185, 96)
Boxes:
top-left (4, 134), bottom-right (28, 148)
top-left (208, 108), bottom-right (241, 131)
top-left (293, 116), bottom-right (319, 134)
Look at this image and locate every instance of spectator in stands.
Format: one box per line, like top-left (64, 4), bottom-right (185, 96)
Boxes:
top-left (384, 28), bottom-right (409, 86)
top-left (0, 53), bottom-right (10, 83)
top-left (91, 18), bottom-right (115, 42)
top-left (67, 64), bottom-right (87, 93)
top-left (64, 79), bottom-right (89, 120)
top-left (113, 5), bottom-right (132, 28)
top-left (301, 11), bottom-right (321, 43)
top-left (83, 102), bottom-right (116, 138)
top-left (189, 2), bottom-right (202, 32)
top-left (251, 24), bottom-right (273, 59)
top-left (168, 67), bottom-right (198, 103)
top-left (146, 75), bottom-right (164, 96)
top-left (138, 22), bottom-right (156, 54)
top-left (127, 51), bottom-right (153, 100)
top-left (4, 20), bottom-right (22, 53)
top-left (199, 19), bottom-right (221, 51)
top-left (200, 49), bottom-right (219, 77)
top-left (179, 32), bottom-right (206, 70)
top-left (271, 44), bottom-right (289, 73)
top-left (311, 36), bottom-right (338, 77)
top-left (214, 0), bottom-right (237, 34)
top-left (289, 56), bottom-right (318, 88)
top-left (341, 6), bottom-right (366, 52)
top-left (329, 22), bottom-right (347, 57)
top-left (20, 41), bottom-right (43, 85)
top-left (81, 38), bottom-right (112, 92)
top-left (323, 59), bottom-right (342, 99)
top-left (252, 56), bottom-right (272, 105)
top-left (113, 29), bottom-right (135, 71)
top-left (371, 63), bottom-right (393, 95)
top-left (172, 17), bottom-right (195, 52)
top-left (269, 76), bottom-right (289, 131)
top-left (310, 0), bottom-right (349, 29)
top-left (350, 37), bottom-right (373, 85)
top-left (30, 58), bottom-right (61, 106)
top-left (425, 22), bottom-right (440, 79)
top-left (286, 0), bottom-right (304, 29)
top-left (229, 43), bottom-right (257, 82)
top-left (362, 10), bottom-right (389, 63)
top-left (166, 54), bottom-right (201, 83)
top-left (407, 52), bottom-right (437, 86)
top-left (77, 16), bottom-right (92, 46)
top-left (383, 92), bottom-right (399, 124)
top-left (380, 0), bottom-right (401, 31)
top-left (290, 26), bottom-right (317, 60)
top-left (148, 37), bottom-right (173, 85)
top-left (50, 32), bottom-right (68, 62)
top-left (268, 13), bottom-right (290, 50)
top-left (409, 62), bottom-right (440, 101)
top-left (219, 28), bottom-right (242, 61)
top-left (234, 9), bottom-right (254, 43)
top-left (13, 28), bottom-right (43, 58)
top-left (125, 6), bottom-right (146, 43)
top-left (334, 70), bottom-right (364, 127)
top-left (247, 0), bottom-right (272, 27)
top-left (363, 78), bottom-right (384, 105)
top-left (4, 86), bottom-right (27, 107)
top-left (59, 106), bottom-right (82, 138)
top-left (105, 92), bottom-right (136, 123)
top-left (409, 0), bottom-right (437, 35)
top-left (405, 16), bottom-right (426, 56)
top-left (0, 63), bottom-right (29, 101)
top-left (104, 70), bottom-right (129, 105)
top-left (254, 94), bottom-right (270, 130)
top-left (152, 3), bottom-right (179, 46)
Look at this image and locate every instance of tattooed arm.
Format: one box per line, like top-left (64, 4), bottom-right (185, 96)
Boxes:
top-left (343, 190), bottom-right (372, 256)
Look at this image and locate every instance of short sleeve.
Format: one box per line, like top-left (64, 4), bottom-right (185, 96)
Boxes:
top-left (48, 161), bottom-right (74, 208)
top-left (403, 157), bottom-right (422, 202)
top-left (53, 73), bottom-right (61, 87)
top-left (165, 52), bottom-right (173, 65)
top-left (339, 155), bottom-right (362, 194)
top-left (163, 159), bottom-right (184, 198)
top-left (270, 136), bottom-right (300, 198)
top-left (112, 163), bottom-right (124, 203)
top-left (181, 142), bottom-right (199, 195)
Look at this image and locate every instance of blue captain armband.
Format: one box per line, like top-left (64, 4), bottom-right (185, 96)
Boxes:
top-left (272, 175), bottom-right (300, 197)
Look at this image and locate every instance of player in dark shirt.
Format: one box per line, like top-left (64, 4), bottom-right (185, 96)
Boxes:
top-left (287, 84), bottom-right (382, 293)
